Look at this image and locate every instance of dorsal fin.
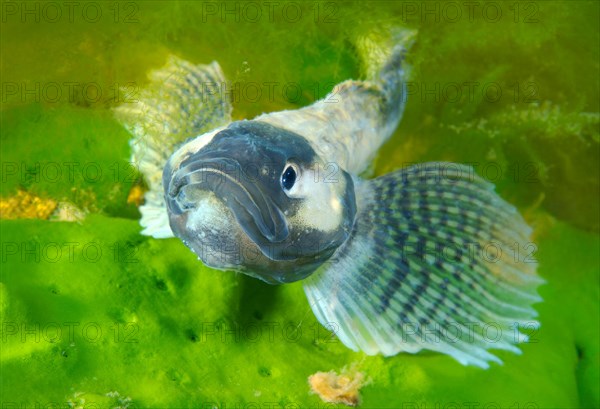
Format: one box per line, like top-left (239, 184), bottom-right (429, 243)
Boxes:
top-left (114, 56), bottom-right (232, 237)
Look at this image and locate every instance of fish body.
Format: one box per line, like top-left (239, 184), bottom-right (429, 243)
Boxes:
top-left (115, 30), bottom-right (543, 368)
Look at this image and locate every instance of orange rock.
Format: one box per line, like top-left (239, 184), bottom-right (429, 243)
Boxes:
top-left (308, 369), bottom-right (366, 406)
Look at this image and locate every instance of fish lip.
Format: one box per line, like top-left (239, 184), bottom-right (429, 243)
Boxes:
top-left (166, 155), bottom-right (289, 244)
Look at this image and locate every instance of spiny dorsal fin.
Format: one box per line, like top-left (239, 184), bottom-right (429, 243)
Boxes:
top-left (114, 56), bottom-right (232, 238)
top-left (304, 162), bottom-right (544, 368)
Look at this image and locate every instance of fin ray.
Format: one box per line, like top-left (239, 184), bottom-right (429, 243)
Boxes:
top-left (304, 162), bottom-right (543, 368)
top-left (114, 56), bottom-right (232, 238)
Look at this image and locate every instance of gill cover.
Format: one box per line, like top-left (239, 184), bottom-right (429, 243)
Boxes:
top-left (164, 121), bottom-right (357, 283)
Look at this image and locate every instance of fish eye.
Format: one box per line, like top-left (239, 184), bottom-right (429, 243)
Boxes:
top-left (281, 165), bottom-right (297, 191)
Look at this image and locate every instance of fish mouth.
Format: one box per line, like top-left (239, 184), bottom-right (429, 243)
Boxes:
top-left (166, 155), bottom-right (289, 244)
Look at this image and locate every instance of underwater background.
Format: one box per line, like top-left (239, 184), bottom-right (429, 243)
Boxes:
top-left (1, 0), bottom-right (598, 408)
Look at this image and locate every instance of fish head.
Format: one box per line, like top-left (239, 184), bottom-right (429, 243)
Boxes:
top-left (164, 121), bottom-right (357, 284)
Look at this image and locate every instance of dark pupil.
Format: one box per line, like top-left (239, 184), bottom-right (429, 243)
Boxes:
top-left (281, 166), bottom-right (296, 190)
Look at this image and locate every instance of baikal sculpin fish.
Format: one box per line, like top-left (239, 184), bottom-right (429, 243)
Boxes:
top-left (115, 30), bottom-right (543, 368)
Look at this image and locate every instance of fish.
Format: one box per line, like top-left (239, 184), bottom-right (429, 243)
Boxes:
top-left (114, 29), bottom-right (544, 368)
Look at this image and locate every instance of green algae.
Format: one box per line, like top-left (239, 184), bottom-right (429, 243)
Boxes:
top-left (1, 216), bottom-right (598, 407)
top-left (1, 0), bottom-right (599, 407)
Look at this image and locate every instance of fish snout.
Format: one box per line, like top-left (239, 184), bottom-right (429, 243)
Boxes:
top-left (166, 157), bottom-right (233, 213)
top-left (165, 155), bottom-right (290, 245)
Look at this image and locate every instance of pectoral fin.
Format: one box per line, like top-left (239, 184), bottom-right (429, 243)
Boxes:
top-left (303, 163), bottom-right (544, 368)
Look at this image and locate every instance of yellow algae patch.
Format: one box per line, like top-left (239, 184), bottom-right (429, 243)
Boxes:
top-left (127, 184), bottom-right (146, 206)
top-left (308, 368), bottom-right (366, 406)
top-left (0, 190), bottom-right (57, 220)
top-left (0, 191), bottom-right (89, 221)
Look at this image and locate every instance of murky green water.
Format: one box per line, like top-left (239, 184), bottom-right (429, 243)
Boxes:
top-left (1, 1), bottom-right (598, 407)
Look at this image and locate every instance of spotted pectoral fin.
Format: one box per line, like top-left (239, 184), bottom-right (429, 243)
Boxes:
top-left (114, 56), bottom-right (232, 238)
top-left (303, 163), bottom-right (544, 368)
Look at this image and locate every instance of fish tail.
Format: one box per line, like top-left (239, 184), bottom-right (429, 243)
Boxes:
top-left (355, 27), bottom-right (416, 126)
top-left (304, 162), bottom-right (544, 368)
top-left (257, 28), bottom-right (417, 174)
